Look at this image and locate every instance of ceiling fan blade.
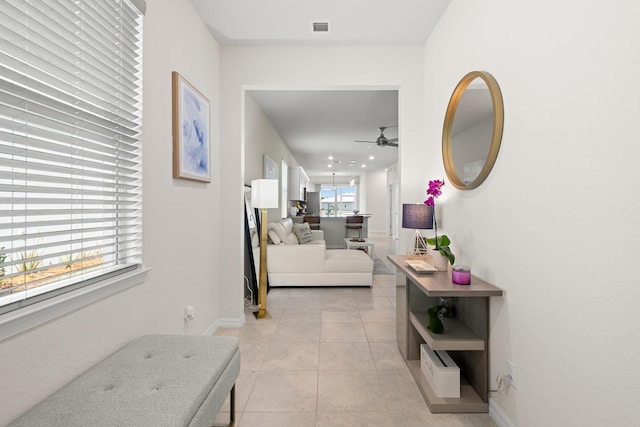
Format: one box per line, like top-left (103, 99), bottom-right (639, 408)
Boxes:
top-left (354, 140), bottom-right (377, 144)
top-left (386, 138), bottom-right (398, 143)
top-left (387, 142), bottom-right (399, 147)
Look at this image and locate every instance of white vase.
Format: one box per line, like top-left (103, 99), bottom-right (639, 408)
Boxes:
top-left (430, 249), bottom-right (449, 271)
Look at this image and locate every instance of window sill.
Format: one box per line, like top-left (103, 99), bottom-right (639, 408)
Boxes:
top-left (0, 266), bottom-right (150, 342)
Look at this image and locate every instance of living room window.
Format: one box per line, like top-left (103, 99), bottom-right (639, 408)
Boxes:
top-left (0, 0), bottom-right (146, 318)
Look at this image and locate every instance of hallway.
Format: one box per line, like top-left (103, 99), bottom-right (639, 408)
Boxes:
top-left (215, 233), bottom-right (496, 426)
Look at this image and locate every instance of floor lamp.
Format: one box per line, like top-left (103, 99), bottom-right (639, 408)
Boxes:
top-left (402, 204), bottom-right (434, 259)
top-left (251, 179), bottom-right (278, 319)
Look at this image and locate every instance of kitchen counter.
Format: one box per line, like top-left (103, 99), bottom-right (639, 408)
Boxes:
top-left (319, 213), bottom-right (371, 218)
top-left (291, 215), bottom-right (369, 249)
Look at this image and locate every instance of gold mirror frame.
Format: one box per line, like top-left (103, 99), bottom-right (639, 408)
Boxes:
top-left (442, 71), bottom-right (504, 190)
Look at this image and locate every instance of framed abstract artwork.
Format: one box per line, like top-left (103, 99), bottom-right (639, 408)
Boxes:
top-left (172, 71), bottom-right (211, 182)
top-left (263, 154), bottom-right (279, 179)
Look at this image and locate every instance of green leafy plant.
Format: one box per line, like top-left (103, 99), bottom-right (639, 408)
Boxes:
top-left (16, 249), bottom-right (42, 273)
top-left (427, 305), bottom-right (444, 334)
top-left (424, 179), bottom-right (455, 265)
top-left (59, 253), bottom-right (74, 269)
top-left (0, 247), bottom-right (7, 283)
top-left (426, 235), bottom-right (455, 266)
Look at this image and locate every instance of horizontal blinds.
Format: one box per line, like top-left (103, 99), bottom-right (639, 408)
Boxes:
top-left (0, 0), bottom-right (144, 308)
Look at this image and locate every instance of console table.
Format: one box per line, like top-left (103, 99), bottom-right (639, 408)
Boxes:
top-left (387, 254), bottom-right (503, 413)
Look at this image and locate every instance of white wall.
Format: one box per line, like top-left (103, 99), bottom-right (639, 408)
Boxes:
top-left (387, 164), bottom-right (400, 238)
top-left (244, 92), bottom-right (300, 221)
top-left (0, 0), bottom-right (225, 423)
top-left (424, 1), bottom-right (640, 426)
top-left (244, 92), bottom-right (301, 185)
top-left (357, 176), bottom-right (366, 214)
top-left (221, 46), bottom-right (425, 271)
top-left (362, 170), bottom-right (389, 232)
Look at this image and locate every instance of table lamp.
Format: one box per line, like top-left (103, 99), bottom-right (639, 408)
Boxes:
top-left (251, 179), bottom-right (279, 318)
top-left (402, 203), bottom-right (433, 259)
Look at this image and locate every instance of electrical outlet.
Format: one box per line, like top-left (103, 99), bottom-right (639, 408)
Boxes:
top-left (507, 361), bottom-right (517, 389)
top-left (184, 305), bottom-right (195, 321)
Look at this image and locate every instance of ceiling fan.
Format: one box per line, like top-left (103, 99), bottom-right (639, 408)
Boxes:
top-left (355, 126), bottom-right (398, 147)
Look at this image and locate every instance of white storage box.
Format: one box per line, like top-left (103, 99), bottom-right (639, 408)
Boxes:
top-left (420, 344), bottom-right (460, 398)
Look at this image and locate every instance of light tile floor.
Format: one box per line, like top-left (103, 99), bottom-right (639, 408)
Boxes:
top-left (214, 232), bottom-right (497, 427)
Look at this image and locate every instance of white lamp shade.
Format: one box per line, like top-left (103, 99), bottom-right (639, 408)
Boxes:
top-left (251, 179), bottom-right (279, 208)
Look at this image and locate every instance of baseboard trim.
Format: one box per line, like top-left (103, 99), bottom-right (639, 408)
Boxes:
top-left (204, 314), bottom-right (246, 335)
top-left (489, 397), bottom-right (516, 427)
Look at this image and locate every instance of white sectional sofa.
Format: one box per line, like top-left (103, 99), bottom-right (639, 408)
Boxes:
top-left (265, 218), bottom-right (373, 287)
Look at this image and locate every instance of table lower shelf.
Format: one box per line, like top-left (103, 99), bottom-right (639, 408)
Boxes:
top-left (410, 311), bottom-right (484, 351)
top-left (406, 360), bottom-right (488, 413)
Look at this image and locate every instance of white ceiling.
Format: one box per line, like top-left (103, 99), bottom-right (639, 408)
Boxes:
top-left (249, 90), bottom-right (399, 177)
top-left (190, 0), bottom-right (451, 46)
top-left (190, 0), bottom-right (452, 178)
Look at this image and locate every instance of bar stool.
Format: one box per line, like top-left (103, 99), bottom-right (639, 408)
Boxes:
top-left (345, 215), bottom-right (364, 238)
top-left (303, 215), bottom-right (320, 230)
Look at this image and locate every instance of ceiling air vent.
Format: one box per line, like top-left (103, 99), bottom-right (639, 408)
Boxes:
top-left (312, 21), bottom-right (331, 34)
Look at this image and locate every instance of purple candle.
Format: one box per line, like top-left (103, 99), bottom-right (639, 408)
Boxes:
top-left (452, 265), bottom-right (471, 285)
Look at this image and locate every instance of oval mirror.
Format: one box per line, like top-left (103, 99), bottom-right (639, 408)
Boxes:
top-left (442, 71), bottom-right (504, 190)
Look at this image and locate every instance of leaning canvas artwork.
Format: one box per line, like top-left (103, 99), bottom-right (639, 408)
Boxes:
top-left (172, 71), bottom-right (211, 182)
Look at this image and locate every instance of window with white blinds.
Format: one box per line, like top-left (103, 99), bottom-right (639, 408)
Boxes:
top-left (0, 0), bottom-right (146, 313)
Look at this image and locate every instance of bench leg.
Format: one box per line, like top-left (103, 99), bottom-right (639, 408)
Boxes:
top-left (229, 384), bottom-right (235, 427)
top-left (212, 384), bottom-right (236, 427)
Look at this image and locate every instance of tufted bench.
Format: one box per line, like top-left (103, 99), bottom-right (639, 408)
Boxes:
top-left (9, 335), bottom-right (240, 427)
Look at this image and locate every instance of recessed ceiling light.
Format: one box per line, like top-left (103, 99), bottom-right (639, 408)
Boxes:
top-left (349, 160), bottom-right (356, 164)
top-left (348, 163), bottom-right (354, 167)
top-left (328, 155), bottom-right (333, 160)
top-left (361, 164), bottom-right (366, 168)
top-left (369, 156), bottom-right (374, 160)
top-left (328, 164), bottom-right (332, 168)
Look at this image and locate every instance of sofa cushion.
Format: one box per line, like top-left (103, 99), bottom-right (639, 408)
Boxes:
top-left (267, 221), bottom-right (293, 244)
top-left (267, 243), bottom-right (325, 273)
top-left (324, 249), bottom-right (373, 273)
top-left (267, 218), bottom-right (302, 245)
top-left (293, 223), bottom-right (313, 244)
top-left (280, 219), bottom-right (299, 244)
top-left (268, 229), bottom-right (281, 245)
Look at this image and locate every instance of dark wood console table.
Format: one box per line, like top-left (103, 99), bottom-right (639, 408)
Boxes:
top-left (387, 254), bottom-right (503, 413)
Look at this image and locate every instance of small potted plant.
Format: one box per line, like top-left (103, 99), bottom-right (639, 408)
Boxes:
top-left (424, 179), bottom-right (455, 270)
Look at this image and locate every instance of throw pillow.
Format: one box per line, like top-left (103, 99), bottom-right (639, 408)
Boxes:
top-left (293, 222), bottom-right (313, 244)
